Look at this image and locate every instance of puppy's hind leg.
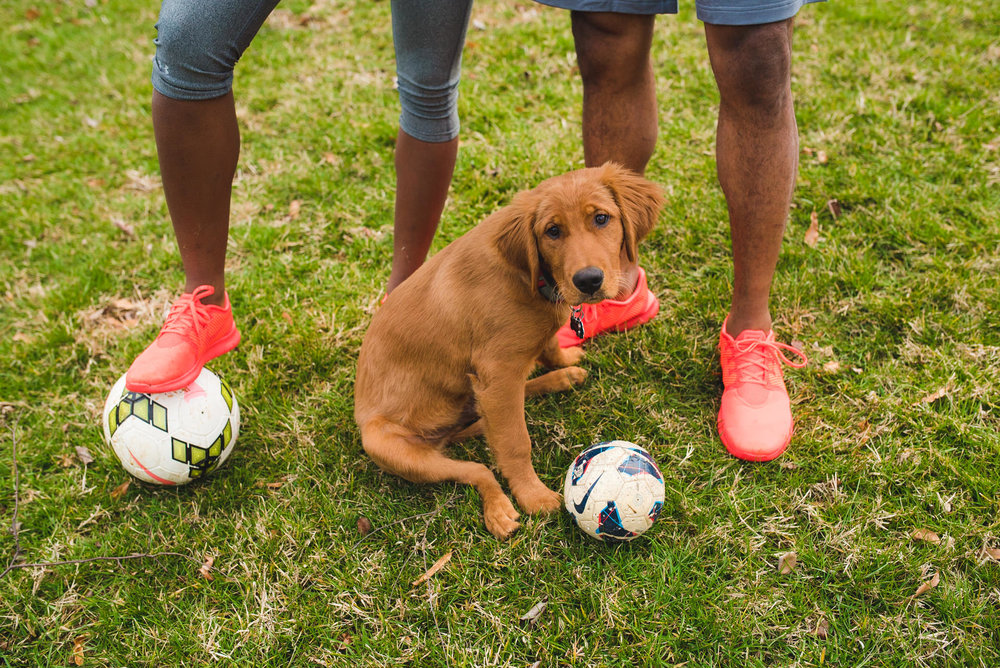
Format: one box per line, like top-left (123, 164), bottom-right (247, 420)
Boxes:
top-left (360, 417), bottom-right (520, 539)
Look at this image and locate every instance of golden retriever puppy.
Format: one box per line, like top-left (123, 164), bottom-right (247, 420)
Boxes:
top-left (354, 162), bottom-right (664, 538)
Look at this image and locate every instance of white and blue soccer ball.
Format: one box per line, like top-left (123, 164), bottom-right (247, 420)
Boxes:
top-left (102, 367), bottom-right (239, 485)
top-left (564, 440), bottom-right (664, 542)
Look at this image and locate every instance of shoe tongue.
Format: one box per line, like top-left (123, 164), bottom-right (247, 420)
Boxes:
top-left (734, 328), bottom-right (769, 343)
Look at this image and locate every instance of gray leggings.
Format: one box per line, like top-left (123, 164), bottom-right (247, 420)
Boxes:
top-left (152, 0), bottom-right (473, 143)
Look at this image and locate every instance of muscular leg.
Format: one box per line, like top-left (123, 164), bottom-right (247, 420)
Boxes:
top-left (705, 19), bottom-right (797, 336)
top-left (570, 11), bottom-right (658, 298)
top-left (387, 132), bottom-right (457, 293)
top-left (152, 90), bottom-right (238, 306)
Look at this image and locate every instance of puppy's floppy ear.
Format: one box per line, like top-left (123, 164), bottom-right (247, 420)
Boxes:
top-left (600, 162), bottom-right (665, 263)
top-left (493, 189), bottom-right (540, 290)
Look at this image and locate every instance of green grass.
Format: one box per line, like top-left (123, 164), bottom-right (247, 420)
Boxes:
top-left (2, 0), bottom-right (999, 665)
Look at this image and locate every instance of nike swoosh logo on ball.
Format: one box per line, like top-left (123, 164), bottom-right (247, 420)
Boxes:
top-left (573, 473), bottom-right (604, 514)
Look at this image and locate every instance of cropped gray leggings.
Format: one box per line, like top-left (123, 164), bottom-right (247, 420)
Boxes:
top-left (152, 0), bottom-right (473, 143)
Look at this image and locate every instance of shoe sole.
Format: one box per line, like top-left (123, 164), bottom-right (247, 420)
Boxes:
top-left (126, 325), bottom-right (241, 394)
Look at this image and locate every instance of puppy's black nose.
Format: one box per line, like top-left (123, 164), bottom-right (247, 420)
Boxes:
top-left (572, 267), bottom-right (604, 294)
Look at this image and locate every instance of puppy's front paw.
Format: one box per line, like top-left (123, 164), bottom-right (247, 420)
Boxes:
top-left (559, 346), bottom-right (586, 366)
top-left (562, 365), bottom-right (587, 387)
top-left (515, 483), bottom-right (563, 515)
top-left (483, 495), bottom-right (521, 539)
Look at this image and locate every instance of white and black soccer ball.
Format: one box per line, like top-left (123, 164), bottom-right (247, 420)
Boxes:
top-left (564, 440), bottom-right (664, 542)
top-left (102, 368), bottom-right (239, 485)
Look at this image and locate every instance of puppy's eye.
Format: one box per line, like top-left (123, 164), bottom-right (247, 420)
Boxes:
top-left (544, 225), bottom-right (561, 240)
top-left (594, 213), bottom-right (610, 227)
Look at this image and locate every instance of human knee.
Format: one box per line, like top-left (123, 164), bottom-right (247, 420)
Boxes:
top-left (572, 12), bottom-right (654, 87)
top-left (396, 72), bottom-right (461, 143)
top-left (710, 22), bottom-right (792, 112)
top-left (152, 2), bottom-right (242, 100)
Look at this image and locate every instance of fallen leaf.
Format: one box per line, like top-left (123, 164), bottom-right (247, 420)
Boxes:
top-left (520, 600), bottom-right (547, 626)
top-left (288, 199), bottom-right (301, 220)
top-left (411, 550), bottom-right (452, 587)
top-left (857, 419), bottom-right (873, 444)
top-left (357, 516), bottom-right (373, 536)
top-left (199, 555), bottom-right (215, 580)
top-left (911, 571), bottom-right (940, 600)
top-left (322, 152), bottom-right (340, 166)
top-left (826, 199), bottom-right (842, 219)
top-left (110, 479), bottom-right (131, 501)
top-left (920, 385), bottom-right (951, 404)
top-left (778, 551), bottom-right (798, 575)
top-left (72, 636), bottom-right (85, 666)
top-left (814, 617), bottom-right (830, 639)
top-left (124, 169), bottom-right (159, 192)
top-left (111, 217), bottom-right (135, 237)
top-left (779, 461), bottom-right (797, 470)
top-left (805, 211), bottom-right (820, 247)
top-left (817, 150), bottom-right (828, 164)
top-left (983, 547), bottom-right (1000, 561)
top-left (822, 360), bottom-right (841, 373)
top-left (911, 528), bottom-right (940, 544)
top-left (75, 446), bottom-right (94, 466)
top-left (25, 8), bottom-right (41, 20)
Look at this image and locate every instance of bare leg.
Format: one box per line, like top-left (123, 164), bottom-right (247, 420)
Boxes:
top-left (570, 11), bottom-right (658, 298)
top-left (387, 130), bottom-right (458, 293)
top-left (152, 90), bottom-right (238, 306)
top-left (705, 20), bottom-right (797, 336)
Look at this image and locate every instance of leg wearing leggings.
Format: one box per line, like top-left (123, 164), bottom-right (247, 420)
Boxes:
top-left (151, 0), bottom-right (278, 303)
top-left (388, 0), bottom-right (474, 293)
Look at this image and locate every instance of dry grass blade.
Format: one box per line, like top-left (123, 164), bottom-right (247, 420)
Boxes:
top-left (411, 550), bottom-right (452, 587)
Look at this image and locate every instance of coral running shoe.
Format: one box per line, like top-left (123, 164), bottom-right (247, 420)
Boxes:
top-left (717, 317), bottom-right (808, 461)
top-left (125, 285), bottom-right (240, 393)
top-left (556, 267), bottom-right (659, 348)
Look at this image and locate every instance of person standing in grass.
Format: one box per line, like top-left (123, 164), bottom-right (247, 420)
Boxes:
top-left (124, 1), bottom-right (475, 394)
top-left (383, 0), bottom-right (818, 462)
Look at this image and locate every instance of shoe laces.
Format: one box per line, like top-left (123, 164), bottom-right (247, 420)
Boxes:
top-left (727, 336), bottom-right (808, 385)
top-left (160, 285), bottom-right (217, 338)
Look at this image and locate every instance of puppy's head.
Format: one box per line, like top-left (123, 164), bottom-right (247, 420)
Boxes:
top-left (495, 162), bottom-right (664, 305)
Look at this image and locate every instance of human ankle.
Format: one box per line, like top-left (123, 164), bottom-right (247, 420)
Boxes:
top-left (725, 309), bottom-right (772, 337)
